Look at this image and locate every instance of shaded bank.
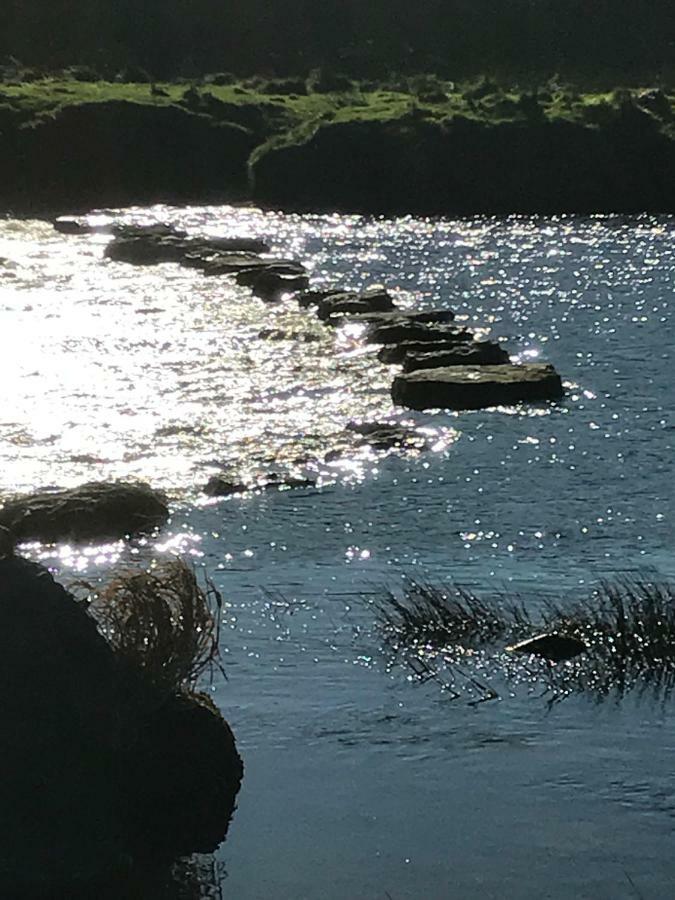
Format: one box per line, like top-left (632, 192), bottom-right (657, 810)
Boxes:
top-left (0, 552), bottom-right (242, 896)
top-left (1, 81), bottom-right (674, 214)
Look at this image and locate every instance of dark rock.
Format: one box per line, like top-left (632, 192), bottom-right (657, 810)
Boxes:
top-left (391, 363), bottom-right (564, 411)
top-left (197, 252), bottom-right (271, 274)
top-left (334, 308), bottom-right (456, 327)
top-left (0, 555), bottom-right (124, 893)
top-left (204, 472), bottom-right (315, 496)
top-left (297, 287), bottom-right (346, 308)
top-left (636, 88), bottom-right (671, 119)
top-left (402, 341), bottom-right (510, 371)
top-left (55, 219), bottom-right (188, 238)
top-left (0, 554), bottom-right (243, 894)
top-left (367, 320), bottom-right (470, 345)
top-left (235, 262), bottom-right (309, 300)
top-left (345, 421), bottom-right (429, 451)
top-left (506, 632), bottom-right (587, 662)
top-left (105, 234), bottom-right (269, 266)
top-left (124, 692), bottom-right (243, 857)
top-left (313, 288), bottom-right (396, 321)
top-left (378, 338), bottom-right (474, 365)
top-left (204, 477), bottom-right (249, 497)
top-left (0, 481), bottom-right (169, 543)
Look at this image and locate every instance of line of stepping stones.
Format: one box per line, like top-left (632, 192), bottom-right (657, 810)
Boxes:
top-left (52, 217), bottom-right (564, 499)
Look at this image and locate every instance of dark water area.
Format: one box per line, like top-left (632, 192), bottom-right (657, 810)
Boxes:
top-left (1, 209), bottom-right (674, 897)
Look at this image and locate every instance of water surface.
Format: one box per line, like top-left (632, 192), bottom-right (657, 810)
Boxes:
top-left (1, 207), bottom-right (673, 898)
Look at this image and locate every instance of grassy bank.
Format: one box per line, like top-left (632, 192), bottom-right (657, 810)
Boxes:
top-left (2, 76), bottom-right (674, 214)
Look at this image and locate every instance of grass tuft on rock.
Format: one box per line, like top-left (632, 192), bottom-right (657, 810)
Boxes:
top-left (83, 559), bottom-right (225, 698)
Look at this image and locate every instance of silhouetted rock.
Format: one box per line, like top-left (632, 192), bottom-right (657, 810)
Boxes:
top-left (391, 363), bottom-right (564, 410)
top-left (250, 113), bottom-right (675, 215)
top-left (0, 481), bottom-right (169, 542)
top-left (0, 554), bottom-right (243, 895)
top-left (402, 341), bottom-right (510, 371)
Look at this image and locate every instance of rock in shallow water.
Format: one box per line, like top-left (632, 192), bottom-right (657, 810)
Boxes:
top-left (506, 632), bottom-right (587, 662)
top-left (0, 481), bottom-right (169, 543)
top-left (391, 363), bottom-right (564, 410)
top-left (402, 341), bottom-right (510, 371)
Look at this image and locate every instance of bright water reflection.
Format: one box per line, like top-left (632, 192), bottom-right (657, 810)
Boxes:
top-left (1, 208), bottom-right (674, 898)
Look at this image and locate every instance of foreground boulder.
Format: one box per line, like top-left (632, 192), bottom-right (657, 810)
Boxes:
top-left (402, 341), bottom-right (510, 371)
top-left (391, 363), bottom-right (564, 410)
top-left (0, 554), bottom-right (242, 894)
top-left (0, 481), bottom-right (169, 543)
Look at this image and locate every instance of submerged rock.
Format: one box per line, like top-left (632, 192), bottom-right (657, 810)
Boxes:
top-left (506, 633), bottom-right (587, 662)
top-left (391, 363), bottom-right (564, 410)
top-left (0, 481), bottom-right (169, 543)
top-left (258, 327), bottom-right (322, 342)
top-left (204, 472), bottom-right (315, 496)
top-left (345, 421), bottom-right (429, 451)
top-left (402, 341), bottom-right (510, 371)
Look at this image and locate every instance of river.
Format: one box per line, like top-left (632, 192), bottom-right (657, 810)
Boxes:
top-left (1, 206), bottom-right (673, 898)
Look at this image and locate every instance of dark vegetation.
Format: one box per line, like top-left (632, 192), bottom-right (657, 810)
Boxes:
top-left (374, 578), bottom-right (675, 704)
top-left (1, 2), bottom-right (674, 214)
top-left (1, 76), bottom-right (675, 215)
top-left (1, 0), bottom-right (673, 83)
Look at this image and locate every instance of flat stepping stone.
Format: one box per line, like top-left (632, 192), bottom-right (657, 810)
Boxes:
top-left (378, 338), bottom-right (474, 364)
top-left (391, 363), bottom-right (564, 410)
top-left (402, 341), bottom-right (510, 371)
top-left (331, 308), bottom-right (456, 327)
top-left (368, 321), bottom-right (468, 345)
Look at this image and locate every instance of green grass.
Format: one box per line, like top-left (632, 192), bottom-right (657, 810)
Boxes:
top-left (3, 76), bottom-right (674, 130)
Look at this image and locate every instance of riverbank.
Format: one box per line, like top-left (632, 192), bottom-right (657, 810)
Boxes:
top-left (1, 78), bottom-right (674, 215)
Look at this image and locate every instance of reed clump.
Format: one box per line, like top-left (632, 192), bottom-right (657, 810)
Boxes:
top-left (373, 576), bottom-right (675, 701)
